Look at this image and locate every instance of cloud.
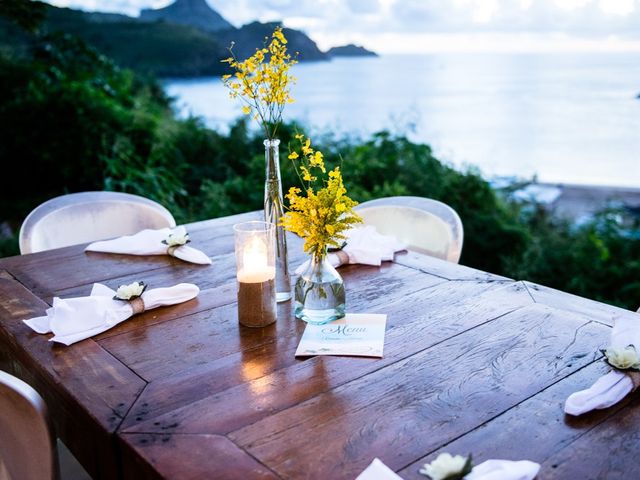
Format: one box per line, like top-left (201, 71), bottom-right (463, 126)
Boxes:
top-left (45, 0), bottom-right (640, 51)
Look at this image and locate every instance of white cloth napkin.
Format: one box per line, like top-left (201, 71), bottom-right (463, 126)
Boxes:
top-left (23, 283), bottom-right (199, 345)
top-left (565, 315), bottom-right (640, 416)
top-left (355, 458), bottom-right (539, 480)
top-left (85, 226), bottom-right (211, 265)
top-left (296, 226), bottom-right (406, 274)
top-left (355, 459), bottom-right (403, 480)
top-left (465, 459), bottom-right (540, 480)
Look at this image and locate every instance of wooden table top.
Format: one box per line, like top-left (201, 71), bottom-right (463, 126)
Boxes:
top-left (1, 211), bottom-right (639, 480)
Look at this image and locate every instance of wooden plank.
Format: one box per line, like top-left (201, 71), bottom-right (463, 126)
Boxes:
top-left (100, 262), bottom-right (439, 382)
top-left (524, 281), bottom-right (637, 327)
top-left (395, 251), bottom-right (511, 282)
top-left (539, 392), bottom-right (640, 479)
top-left (50, 232), bottom-right (308, 301)
top-left (120, 281), bottom-right (532, 434)
top-left (399, 360), bottom-right (630, 479)
top-left (0, 273), bottom-right (146, 479)
top-left (227, 304), bottom-right (607, 479)
top-left (119, 433), bottom-right (278, 480)
top-left (53, 252), bottom-right (238, 300)
top-left (53, 236), bottom-right (307, 301)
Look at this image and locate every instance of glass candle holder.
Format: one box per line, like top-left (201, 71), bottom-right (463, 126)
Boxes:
top-left (233, 221), bottom-right (277, 327)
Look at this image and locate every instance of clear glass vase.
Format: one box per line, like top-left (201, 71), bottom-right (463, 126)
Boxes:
top-left (264, 139), bottom-right (292, 302)
top-left (294, 250), bottom-right (346, 324)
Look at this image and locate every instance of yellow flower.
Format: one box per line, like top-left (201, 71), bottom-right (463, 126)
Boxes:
top-left (281, 134), bottom-right (362, 257)
top-left (242, 105), bottom-right (251, 115)
top-left (273, 28), bottom-right (287, 44)
top-left (221, 26), bottom-right (297, 139)
top-left (301, 138), bottom-right (313, 156)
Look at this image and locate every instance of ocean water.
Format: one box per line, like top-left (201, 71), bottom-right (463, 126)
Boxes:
top-left (164, 53), bottom-right (640, 188)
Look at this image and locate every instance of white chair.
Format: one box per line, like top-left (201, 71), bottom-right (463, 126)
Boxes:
top-left (0, 370), bottom-right (58, 480)
top-left (355, 196), bottom-right (464, 263)
top-left (19, 191), bottom-right (176, 254)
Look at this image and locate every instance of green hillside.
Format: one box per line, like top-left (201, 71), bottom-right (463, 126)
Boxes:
top-left (0, 3), bottom-right (328, 77)
top-left (46, 6), bottom-right (228, 77)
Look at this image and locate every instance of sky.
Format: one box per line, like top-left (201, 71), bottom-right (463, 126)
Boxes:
top-left (46, 0), bottom-right (640, 53)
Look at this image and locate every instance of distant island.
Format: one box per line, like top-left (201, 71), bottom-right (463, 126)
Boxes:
top-left (327, 44), bottom-right (378, 57)
top-left (0, 0), bottom-right (377, 78)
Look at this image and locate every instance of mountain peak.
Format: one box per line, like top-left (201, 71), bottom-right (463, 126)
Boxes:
top-left (139, 0), bottom-right (233, 32)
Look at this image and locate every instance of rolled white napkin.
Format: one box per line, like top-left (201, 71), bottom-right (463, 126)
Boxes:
top-left (355, 458), bottom-right (403, 480)
top-left (85, 226), bottom-right (211, 265)
top-left (23, 282), bottom-right (199, 345)
top-left (564, 315), bottom-right (640, 415)
top-left (296, 226), bottom-right (406, 274)
top-left (465, 459), bottom-right (540, 480)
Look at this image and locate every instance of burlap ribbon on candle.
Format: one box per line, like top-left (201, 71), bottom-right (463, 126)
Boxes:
top-left (129, 297), bottom-right (145, 315)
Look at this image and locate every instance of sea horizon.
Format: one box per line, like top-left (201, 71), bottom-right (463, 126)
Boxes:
top-left (164, 51), bottom-right (640, 189)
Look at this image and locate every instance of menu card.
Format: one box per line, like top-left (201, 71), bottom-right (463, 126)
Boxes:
top-left (295, 313), bottom-right (387, 358)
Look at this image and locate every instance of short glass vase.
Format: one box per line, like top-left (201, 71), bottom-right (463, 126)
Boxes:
top-left (294, 250), bottom-right (345, 324)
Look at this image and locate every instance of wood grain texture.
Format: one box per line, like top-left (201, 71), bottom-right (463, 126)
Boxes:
top-left (399, 360), bottom-right (629, 479)
top-left (524, 281), bottom-right (637, 327)
top-left (51, 233), bottom-right (308, 302)
top-left (395, 250), bottom-right (511, 282)
top-left (539, 388), bottom-right (640, 479)
top-left (99, 262), bottom-right (436, 382)
top-left (120, 433), bottom-right (278, 480)
top-left (123, 281), bottom-right (531, 436)
top-left (228, 304), bottom-right (608, 479)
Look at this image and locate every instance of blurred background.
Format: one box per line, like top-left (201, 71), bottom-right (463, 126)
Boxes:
top-left (0, 0), bottom-right (638, 308)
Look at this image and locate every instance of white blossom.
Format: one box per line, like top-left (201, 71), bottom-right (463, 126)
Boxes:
top-left (419, 453), bottom-right (470, 480)
top-left (115, 281), bottom-right (146, 301)
top-left (605, 345), bottom-right (640, 370)
top-left (164, 232), bottom-right (190, 247)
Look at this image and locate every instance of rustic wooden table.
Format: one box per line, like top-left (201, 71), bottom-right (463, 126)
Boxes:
top-left (1, 211), bottom-right (638, 480)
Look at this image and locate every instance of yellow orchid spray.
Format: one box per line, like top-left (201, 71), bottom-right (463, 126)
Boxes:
top-left (281, 134), bottom-right (362, 260)
top-left (221, 26), bottom-right (297, 140)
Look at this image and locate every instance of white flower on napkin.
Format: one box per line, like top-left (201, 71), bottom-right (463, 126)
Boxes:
top-left (114, 281), bottom-right (146, 300)
top-left (419, 453), bottom-right (472, 480)
top-left (603, 345), bottom-right (640, 371)
top-left (565, 314), bottom-right (640, 416)
top-left (163, 232), bottom-right (190, 247)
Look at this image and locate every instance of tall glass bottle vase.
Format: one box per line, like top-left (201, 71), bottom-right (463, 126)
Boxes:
top-left (264, 139), bottom-right (292, 302)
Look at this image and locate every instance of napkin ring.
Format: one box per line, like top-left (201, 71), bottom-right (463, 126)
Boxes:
top-left (335, 250), bottom-right (350, 266)
top-left (129, 297), bottom-right (145, 315)
top-left (167, 245), bottom-right (180, 257)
